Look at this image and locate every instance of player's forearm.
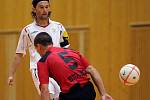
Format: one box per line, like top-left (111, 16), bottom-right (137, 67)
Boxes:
top-left (9, 54), bottom-right (23, 77)
top-left (86, 65), bottom-right (106, 96)
top-left (41, 91), bottom-right (50, 100)
top-left (41, 84), bottom-right (51, 100)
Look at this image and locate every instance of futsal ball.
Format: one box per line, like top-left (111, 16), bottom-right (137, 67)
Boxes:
top-left (119, 64), bottom-right (140, 86)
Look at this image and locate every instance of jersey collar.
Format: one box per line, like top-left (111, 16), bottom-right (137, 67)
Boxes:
top-left (34, 18), bottom-right (52, 28)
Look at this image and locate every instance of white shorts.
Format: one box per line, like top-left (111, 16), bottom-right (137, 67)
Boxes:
top-left (30, 68), bottom-right (61, 98)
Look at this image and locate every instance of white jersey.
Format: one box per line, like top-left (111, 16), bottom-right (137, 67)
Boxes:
top-left (16, 19), bottom-right (69, 69)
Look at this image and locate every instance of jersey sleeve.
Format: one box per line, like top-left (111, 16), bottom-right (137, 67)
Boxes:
top-left (79, 53), bottom-right (90, 68)
top-left (59, 24), bottom-right (70, 48)
top-left (16, 28), bottom-right (28, 56)
top-left (37, 62), bottom-right (49, 84)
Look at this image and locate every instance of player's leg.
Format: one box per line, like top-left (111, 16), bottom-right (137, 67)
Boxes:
top-left (31, 68), bottom-right (60, 99)
top-left (48, 78), bottom-right (61, 100)
top-left (30, 68), bottom-right (41, 94)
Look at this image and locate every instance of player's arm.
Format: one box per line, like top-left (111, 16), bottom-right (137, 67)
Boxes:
top-left (8, 53), bottom-right (23, 86)
top-left (86, 65), bottom-right (106, 95)
top-left (40, 84), bottom-right (50, 100)
top-left (37, 60), bottom-right (51, 100)
top-left (8, 28), bottom-right (28, 86)
top-left (59, 24), bottom-right (70, 48)
top-left (86, 65), bottom-right (113, 100)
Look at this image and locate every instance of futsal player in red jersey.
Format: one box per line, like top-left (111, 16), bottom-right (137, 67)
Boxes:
top-left (34, 32), bottom-right (113, 100)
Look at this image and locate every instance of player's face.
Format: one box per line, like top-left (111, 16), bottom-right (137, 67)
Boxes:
top-left (34, 1), bottom-right (50, 20)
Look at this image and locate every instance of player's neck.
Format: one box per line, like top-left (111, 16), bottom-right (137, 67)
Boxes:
top-left (36, 18), bottom-right (49, 27)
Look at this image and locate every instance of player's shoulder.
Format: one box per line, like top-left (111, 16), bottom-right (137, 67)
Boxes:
top-left (50, 20), bottom-right (64, 26)
top-left (39, 51), bottom-right (52, 62)
top-left (21, 22), bottom-right (35, 33)
top-left (66, 48), bottom-right (82, 57)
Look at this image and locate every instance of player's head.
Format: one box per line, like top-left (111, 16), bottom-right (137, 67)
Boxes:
top-left (31, 0), bottom-right (51, 19)
top-left (34, 32), bottom-right (53, 55)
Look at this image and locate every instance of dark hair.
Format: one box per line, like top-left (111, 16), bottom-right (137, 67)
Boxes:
top-left (34, 32), bottom-right (53, 47)
top-left (32, 0), bottom-right (49, 8)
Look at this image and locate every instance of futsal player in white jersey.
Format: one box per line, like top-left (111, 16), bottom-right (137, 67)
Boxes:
top-left (8, 0), bottom-right (69, 99)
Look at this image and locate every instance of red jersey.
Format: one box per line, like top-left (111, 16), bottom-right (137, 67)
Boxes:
top-left (37, 47), bottom-right (90, 93)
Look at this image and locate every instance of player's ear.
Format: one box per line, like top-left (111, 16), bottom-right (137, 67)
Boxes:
top-left (37, 44), bottom-right (41, 49)
top-left (35, 44), bottom-right (41, 51)
top-left (39, 44), bottom-right (43, 51)
top-left (32, 6), bottom-right (36, 13)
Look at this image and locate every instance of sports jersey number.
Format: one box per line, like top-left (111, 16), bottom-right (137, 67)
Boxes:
top-left (57, 52), bottom-right (78, 70)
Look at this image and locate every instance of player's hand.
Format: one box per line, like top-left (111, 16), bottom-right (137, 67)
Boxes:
top-left (54, 97), bottom-right (59, 100)
top-left (8, 76), bottom-right (14, 86)
top-left (102, 93), bottom-right (113, 100)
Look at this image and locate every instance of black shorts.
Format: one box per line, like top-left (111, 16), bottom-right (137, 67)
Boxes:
top-left (59, 81), bottom-right (96, 100)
